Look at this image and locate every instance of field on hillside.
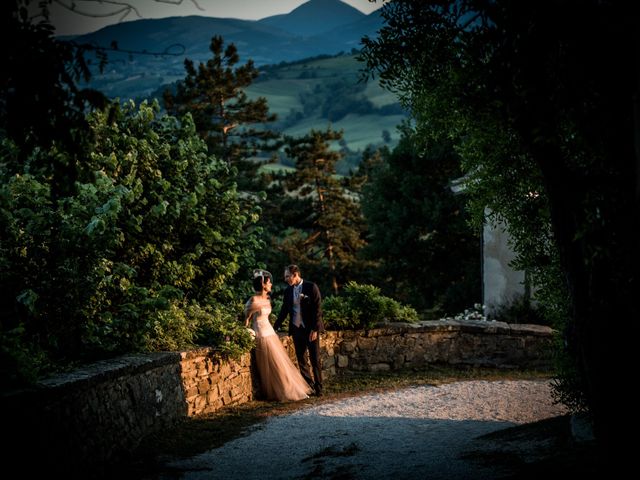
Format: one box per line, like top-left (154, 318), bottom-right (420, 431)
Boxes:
top-left (247, 54), bottom-right (407, 155)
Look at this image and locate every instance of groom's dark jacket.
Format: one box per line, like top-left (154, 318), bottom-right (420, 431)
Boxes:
top-left (274, 280), bottom-right (324, 335)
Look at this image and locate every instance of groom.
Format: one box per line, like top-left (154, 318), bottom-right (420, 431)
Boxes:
top-left (274, 264), bottom-right (324, 396)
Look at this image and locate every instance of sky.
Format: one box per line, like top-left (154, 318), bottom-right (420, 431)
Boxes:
top-left (46, 0), bottom-right (385, 36)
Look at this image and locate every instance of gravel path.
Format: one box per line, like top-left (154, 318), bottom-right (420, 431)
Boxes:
top-left (161, 380), bottom-right (568, 479)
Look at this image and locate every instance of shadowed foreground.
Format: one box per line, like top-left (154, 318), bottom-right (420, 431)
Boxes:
top-left (107, 371), bottom-right (596, 479)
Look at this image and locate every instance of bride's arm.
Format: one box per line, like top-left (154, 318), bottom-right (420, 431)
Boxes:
top-left (244, 298), bottom-right (255, 327)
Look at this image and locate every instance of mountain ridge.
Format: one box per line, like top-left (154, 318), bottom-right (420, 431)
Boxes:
top-left (70, 0), bottom-right (384, 68)
top-left (259, 0), bottom-right (366, 36)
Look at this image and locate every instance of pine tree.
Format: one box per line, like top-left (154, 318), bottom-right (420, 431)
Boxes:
top-left (279, 128), bottom-right (367, 294)
top-left (163, 36), bottom-right (279, 172)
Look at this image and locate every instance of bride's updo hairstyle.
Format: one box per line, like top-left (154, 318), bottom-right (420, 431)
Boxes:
top-left (252, 269), bottom-right (273, 292)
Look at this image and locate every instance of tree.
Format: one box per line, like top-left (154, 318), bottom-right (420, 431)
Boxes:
top-left (360, 0), bottom-right (638, 461)
top-left (360, 127), bottom-right (480, 316)
top-left (1, 1), bottom-right (107, 197)
top-left (1, 101), bottom-right (260, 385)
top-left (278, 128), bottom-right (367, 294)
top-left (163, 35), bottom-right (279, 168)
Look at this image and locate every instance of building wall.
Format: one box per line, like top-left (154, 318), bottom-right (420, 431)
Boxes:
top-left (482, 217), bottom-right (526, 317)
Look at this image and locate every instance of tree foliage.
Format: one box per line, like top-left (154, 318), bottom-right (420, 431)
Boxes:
top-left (164, 35), bottom-right (279, 168)
top-left (360, 0), bottom-right (638, 458)
top-left (276, 128), bottom-right (368, 294)
top-left (1, 2), bottom-right (265, 389)
top-left (0, 101), bottom-right (259, 386)
top-left (1, 0), bottom-right (107, 197)
top-left (360, 126), bottom-right (480, 317)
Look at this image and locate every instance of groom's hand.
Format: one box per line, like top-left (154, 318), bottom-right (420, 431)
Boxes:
top-left (309, 330), bottom-right (318, 342)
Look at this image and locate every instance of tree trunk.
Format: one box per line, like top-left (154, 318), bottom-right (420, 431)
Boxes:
top-left (531, 129), bottom-right (638, 467)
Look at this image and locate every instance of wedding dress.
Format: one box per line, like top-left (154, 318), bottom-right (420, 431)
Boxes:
top-left (244, 296), bottom-right (312, 401)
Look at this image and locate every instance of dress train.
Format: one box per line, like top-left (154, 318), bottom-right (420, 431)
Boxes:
top-left (245, 297), bottom-right (312, 402)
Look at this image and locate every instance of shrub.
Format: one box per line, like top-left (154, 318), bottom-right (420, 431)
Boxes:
top-left (323, 281), bottom-right (418, 330)
top-left (0, 100), bottom-right (261, 386)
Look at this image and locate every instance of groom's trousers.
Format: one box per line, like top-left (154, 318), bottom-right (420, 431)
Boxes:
top-left (291, 324), bottom-right (322, 390)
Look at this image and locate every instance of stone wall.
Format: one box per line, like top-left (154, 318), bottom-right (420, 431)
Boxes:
top-left (1, 320), bottom-right (555, 475)
top-left (180, 347), bottom-right (254, 416)
top-left (2, 349), bottom-right (257, 475)
top-left (317, 320), bottom-right (555, 377)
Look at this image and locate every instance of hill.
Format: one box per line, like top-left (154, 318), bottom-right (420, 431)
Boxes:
top-left (260, 0), bottom-right (365, 36)
top-left (246, 54), bottom-right (407, 162)
top-left (73, 0), bottom-right (384, 101)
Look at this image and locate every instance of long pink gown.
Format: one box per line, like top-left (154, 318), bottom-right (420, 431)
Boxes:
top-left (244, 296), bottom-right (312, 402)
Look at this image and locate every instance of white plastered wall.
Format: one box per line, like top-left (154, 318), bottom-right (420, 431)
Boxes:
top-left (482, 215), bottom-right (526, 318)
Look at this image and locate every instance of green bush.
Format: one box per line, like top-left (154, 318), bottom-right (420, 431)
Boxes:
top-left (190, 302), bottom-right (255, 360)
top-left (322, 295), bottom-right (360, 330)
top-left (323, 281), bottom-right (418, 330)
top-left (0, 100), bottom-right (262, 386)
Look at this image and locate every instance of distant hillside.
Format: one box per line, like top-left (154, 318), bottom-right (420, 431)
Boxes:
top-left (246, 54), bottom-right (407, 157)
top-left (74, 0), bottom-right (384, 101)
top-left (72, 1), bottom-right (401, 174)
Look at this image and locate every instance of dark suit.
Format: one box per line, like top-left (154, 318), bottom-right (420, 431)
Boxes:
top-left (274, 280), bottom-right (324, 392)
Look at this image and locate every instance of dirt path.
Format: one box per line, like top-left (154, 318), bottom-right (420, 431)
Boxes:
top-left (154, 380), bottom-right (570, 479)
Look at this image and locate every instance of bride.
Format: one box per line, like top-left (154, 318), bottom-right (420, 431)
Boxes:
top-left (244, 269), bottom-right (313, 402)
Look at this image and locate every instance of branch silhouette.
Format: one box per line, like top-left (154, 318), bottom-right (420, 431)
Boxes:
top-left (47, 1), bottom-right (197, 64)
top-left (53, 0), bottom-right (204, 22)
